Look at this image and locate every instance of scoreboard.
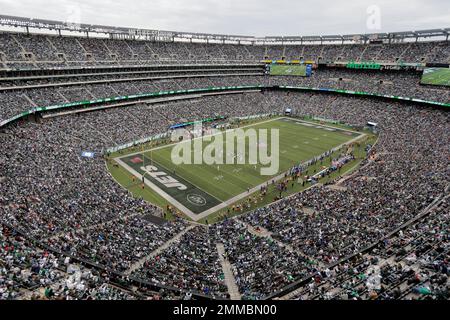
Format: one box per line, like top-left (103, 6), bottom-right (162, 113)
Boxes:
top-left (269, 64), bottom-right (310, 77)
top-left (421, 68), bottom-right (450, 87)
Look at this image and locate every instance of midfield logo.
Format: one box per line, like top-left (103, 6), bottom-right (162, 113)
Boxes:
top-left (187, 194), bottom-right (207, 206)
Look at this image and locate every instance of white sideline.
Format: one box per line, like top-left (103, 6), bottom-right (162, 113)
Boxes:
top-left (113, 117), bottom-right (366, 222)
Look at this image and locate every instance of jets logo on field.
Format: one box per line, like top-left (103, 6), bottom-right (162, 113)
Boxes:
top-left (187, 194), bottom-right (207, 206)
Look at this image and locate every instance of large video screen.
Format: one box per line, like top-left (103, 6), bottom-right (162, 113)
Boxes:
top-left (269, 64), bottom-right (307, 76)
top-left (421, 68), bottom-right (450, 87)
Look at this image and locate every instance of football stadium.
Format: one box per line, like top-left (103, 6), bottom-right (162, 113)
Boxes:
top-left (0, 0), bottom-right (449, 310)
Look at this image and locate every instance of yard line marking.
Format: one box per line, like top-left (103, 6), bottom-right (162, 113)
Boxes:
top-left (115, 157), bottom-right (197, 219)
top-left (112, 117), bottom-right (366, 221)
top-left (117, 116), bottom-right (285, 160)
top-left (143, 155), bottom-right (223, 203)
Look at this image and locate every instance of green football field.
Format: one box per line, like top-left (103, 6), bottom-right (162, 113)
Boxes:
top-left (114, 117), bottom-right (362, 220)
top-left (421, 68), bottom-right (450, 86)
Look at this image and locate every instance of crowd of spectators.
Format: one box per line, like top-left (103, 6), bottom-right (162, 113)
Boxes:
top-left (287, 199), bottom-right (449, 300)
top-left (1, 66), bottom-right (449, 124)
top-left (209, 219), bottom-right (315, 300)
top-left (1, 224), bottom-right (151, 300)
top-left (1, 32), bottom-right (449, 69)
top-left (0, 87), bottom-right (450, 299)
top-left (131, 226), bottom-right (228, 299)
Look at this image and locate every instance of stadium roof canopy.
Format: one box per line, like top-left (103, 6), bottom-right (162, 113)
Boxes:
top-left (0, 14), bottom-right (449, 45)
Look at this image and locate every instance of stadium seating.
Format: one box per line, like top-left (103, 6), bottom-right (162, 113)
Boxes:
top-left (0, 32), bottom-right (449, 69)
top-left (0, 30), bottom-right (449, 300)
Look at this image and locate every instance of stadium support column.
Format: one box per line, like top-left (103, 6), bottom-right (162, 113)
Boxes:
top-left (30, 110), bottom-right (40, 124)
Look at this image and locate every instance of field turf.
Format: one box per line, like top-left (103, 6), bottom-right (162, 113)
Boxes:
top-left (113, 117), bottom-right (362, 220)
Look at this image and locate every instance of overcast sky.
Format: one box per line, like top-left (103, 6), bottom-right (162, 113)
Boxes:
top-left (0, 0), bottom-right (449, 36)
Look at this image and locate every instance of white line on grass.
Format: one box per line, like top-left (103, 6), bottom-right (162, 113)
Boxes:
top-left (144, 156), bottom-right (223, 203)
top-left (113, 117), bottom-right (366, 221)
top-left (114, 157), bottom-right (198, 220)
top-left (116, 116), bottom-right (285, 159)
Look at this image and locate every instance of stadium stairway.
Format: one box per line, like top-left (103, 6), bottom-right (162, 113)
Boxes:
top-left (123, 225), bottom-right (196, 276)
top-left (216, 243), bottom-right (241, 300)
